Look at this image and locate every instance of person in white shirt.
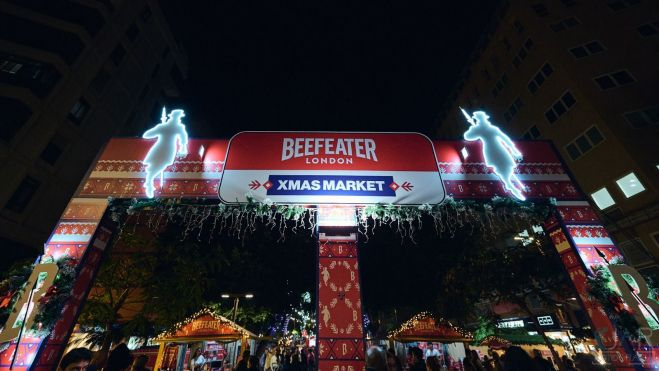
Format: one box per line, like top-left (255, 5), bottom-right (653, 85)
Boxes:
top-left (193, 349), bottom-right (206, 371)
top-left (424, 343), bottom-right (440, 359)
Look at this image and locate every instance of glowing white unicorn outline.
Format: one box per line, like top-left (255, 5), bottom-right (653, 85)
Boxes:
top-left (142, 108), bottom-right (188, 198)
top-left (461, 109), bottom-right (526, 200)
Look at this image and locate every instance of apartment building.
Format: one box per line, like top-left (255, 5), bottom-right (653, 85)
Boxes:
top-left (437, 0), bottom-right (659, 277)
top-left (0, 0), bottom-right (187, 267)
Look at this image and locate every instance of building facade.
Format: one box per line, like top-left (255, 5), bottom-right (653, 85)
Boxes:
top-left (437, 0), bottom-right (659, 277)
top-left (0, 0), bottom-right (187, 268)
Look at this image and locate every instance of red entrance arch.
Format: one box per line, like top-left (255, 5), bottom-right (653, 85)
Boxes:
top-left (0, 135), bottom-right (647, 370)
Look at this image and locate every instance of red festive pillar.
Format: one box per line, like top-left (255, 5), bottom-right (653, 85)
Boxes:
top-left (546, 202), bottom-right (638, 370)
top-left (316, 207), bottom-right (366, 371)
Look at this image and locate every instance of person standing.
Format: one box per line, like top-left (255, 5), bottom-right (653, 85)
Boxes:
top-left (105, 344), bottom-right (133, 371)
top-left (424, 344), bottom-right (440, 359)
top-left (306, 347), bottom-right (315, 371)
top-left (408, 347), bottom-right (425, 371)
top-left (58, 348), bottom-right (92, 371)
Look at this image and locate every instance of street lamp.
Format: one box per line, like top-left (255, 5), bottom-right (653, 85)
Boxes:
top-left (220, 293), bottom-right (254, 322)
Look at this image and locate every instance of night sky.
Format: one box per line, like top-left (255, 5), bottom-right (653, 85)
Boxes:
top-left (160, 0), bottom-right (500, 138)
top-left (156, 1), bottom-right (501, 319)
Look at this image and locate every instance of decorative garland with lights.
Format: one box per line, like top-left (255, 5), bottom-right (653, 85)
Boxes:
top-left (359, 196), bottom-right (552, 242)
top-left (587, 264), bottom-right (643, 340)
top-left (154, 307), bottom-right (252, 341)
top-left (32, 257), bottom-right (78, 337)
top-left (478, 335), bottom-right (511, 347)
top-left (111, 196), bottom-right (314, 243)
top-left (0, 262), bottom-right (34, 329)
top-left (0, 257), bottom-right (77, 345)
top-left (110, 196), bottom-right (552, 243)
top-left (388, 312), bottom-right (473, 341)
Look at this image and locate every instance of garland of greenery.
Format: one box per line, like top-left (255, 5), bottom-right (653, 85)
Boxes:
top-left (0, 262), bottom-right (34, 331)
top-left (109, 195), bottom-right (553, 243)
top-left (0, 257), bottom-right (77, 346)
top-left (32, 257), bottom-right (77, 337)
top-left (587, 264), bottom-right (642, 340)
top-left (359, 196), bottom-right (553, 242)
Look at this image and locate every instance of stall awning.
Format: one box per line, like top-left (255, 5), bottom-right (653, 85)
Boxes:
top-left (154, 308), bottom-right (256, 343)
top-left (389, 312), bottom-right (473, 343)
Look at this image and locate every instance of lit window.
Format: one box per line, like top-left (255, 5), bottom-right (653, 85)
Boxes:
top-left (616, 172), bottom-right (645, 198)
top-left (591, 187), bottom-right (616, 209)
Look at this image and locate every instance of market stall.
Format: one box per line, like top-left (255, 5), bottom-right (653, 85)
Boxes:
top-left (389, 312), bottom-right (473, 369)
top-left (153, 308), bottom-right (257, 370)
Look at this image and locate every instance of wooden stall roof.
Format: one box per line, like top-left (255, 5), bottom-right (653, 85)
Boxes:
top-left (389, 312), bottom-right (473, 343)
top-left (154, 308), bottom-right (256, 343)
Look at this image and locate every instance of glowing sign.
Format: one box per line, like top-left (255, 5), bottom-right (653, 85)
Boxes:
top-left (142, 108), bottom-right (188, 198)
top-left (460, 109), bottom-right (526, 200)
top-left (219, 132), bottom-right (445, 205)
top-left (536, 315), bottom-right (554, 326)
top-left (496, 319), bottom-right (525, 329)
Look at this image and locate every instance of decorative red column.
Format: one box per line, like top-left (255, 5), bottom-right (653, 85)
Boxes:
top-left (316, 207), bottom-right (366, 371)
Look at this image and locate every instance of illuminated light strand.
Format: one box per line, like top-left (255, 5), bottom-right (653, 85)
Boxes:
top-left (154, 307), bottom-right (251, 341)
top-left (388, 312), bottom-right (473, 340)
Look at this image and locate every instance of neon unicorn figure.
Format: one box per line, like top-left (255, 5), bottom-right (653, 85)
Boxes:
top-left (142, 108), bottom-right (188, 198)
top-left (461, 109), bottom-right (526, 200)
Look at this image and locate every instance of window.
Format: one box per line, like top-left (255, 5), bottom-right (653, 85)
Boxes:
top-left (140, 5), bottom-right (152, 22)
top-left (501, 38), bottom-right (511, 52)
top-left (569, 41), bottom-right (605, 59)
top-left (491, 73), bottom-right (508, 97)
top-left (170, 65), bottom-right (185, 92)
top-left (110, 44), bottom-right (126, 66)
top-left (528, 62), bottom-right (553, 93)
top-left (0, 96), bottom-right (32, 141)
top-left (162, 46), bottom-right (171, 59)
top-left (491, 56), bottom-right (500, 69)
top-left (0, 53), bottom-right (61, 97)
top-left (151, 63), bottom-right (160, 78)
top-left (624, 106), bottom-right (659, 128)
top-left (637, 21), bottom-right (659, 37)
top-left (126, 23), bottom-right (139, 42)
top-left (513, 19), bottom-right (524, 33)
top-left (513, 38), bottom-right (534, 69)
top-left (90, 67), bottom-right (110, 95)
top-left (591, 187), bottom-right (615, 209)
top-left (607, 0), bottom-right (642, 11)
top-left (523, 125), bottom-right (541, 140)
top-left (594, 70), bottom-right (636, 90)
top-left (68, 98), bottom-right (90, 125)
top-left (565, 126), bottom-right (604, 160)
top-left (532, 3), bottom-right (549, 17)
top-left (5, 176), bottom-right (40, 213)
top-left (138, 84), bottom-right (149, 101)
top-left (545, 91), bottom-right (576, 123)
top-left (618, 239), bottom-right (653, 266)
top-left (40, 141), bottom-right (63, 165)
top-left (0, 11), bottom-right (84, 65)
top-left (616, 172), bottom-right (645, 198)
top-left (504, 97), bottom-right (523, 122)
top-left (550, 17), bottom-right (580, 32)
top-left (0, 60), bottom-right (22, 74)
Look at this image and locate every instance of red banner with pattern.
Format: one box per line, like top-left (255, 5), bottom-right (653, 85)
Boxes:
top-left (317, 240), bottom-right (365, 371)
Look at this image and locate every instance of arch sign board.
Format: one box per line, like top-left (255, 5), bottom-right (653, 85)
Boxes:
top-left (1, 109), bottom-right (656, 371)
top-left (218, 132), bottom-right (445, 205)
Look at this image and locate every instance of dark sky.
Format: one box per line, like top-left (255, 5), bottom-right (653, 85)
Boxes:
top-left (155, 1), bottom-right (502, 318)
top-left (160, 1), bottom-right (500, 138)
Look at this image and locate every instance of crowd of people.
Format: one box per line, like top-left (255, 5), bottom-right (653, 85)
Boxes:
top-left (365, 345), bottom-right (607, 371)
top-left (260, 346), bottom-right (315, 371)
top-left (57, 344), bottom-right (149, 371)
